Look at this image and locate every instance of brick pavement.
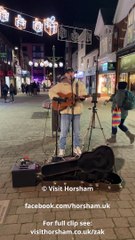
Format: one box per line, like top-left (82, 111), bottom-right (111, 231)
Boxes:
top-left (0, 92), bottom-right (135, 240)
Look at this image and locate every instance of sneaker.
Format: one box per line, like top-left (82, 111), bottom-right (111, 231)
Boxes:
top-left (73, 146), bottom-right (82, 156)
top-left (107, 135), bottom-right (116, 144)
top-left (58, 149), bottom-right (65, 157)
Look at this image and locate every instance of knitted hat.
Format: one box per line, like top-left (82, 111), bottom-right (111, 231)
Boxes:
top-left (65, 67), bottom-right (74, 73)
top-left (118, 81), bottom-right (127, 89)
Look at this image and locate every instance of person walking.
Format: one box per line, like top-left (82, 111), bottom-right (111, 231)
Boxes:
top-left (107, 81), bottom-right (135, 144)
top-left (49, 68), bottom-right (87, 157)
top-left (2, 83), bottom-right (9, 103)
top-left (9, 83), bottom-right (15, 102)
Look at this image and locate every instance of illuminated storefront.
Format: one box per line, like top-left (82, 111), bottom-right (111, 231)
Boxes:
top-left (117, 6), bottom-right (135, 92)
top-left (118, 53), bottom-right (135, 92)
top-left (98, 62), bottom-right (116, 96)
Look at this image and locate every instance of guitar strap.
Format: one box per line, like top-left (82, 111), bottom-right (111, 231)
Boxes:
top-left (75, 80), bottom-right (79, 97)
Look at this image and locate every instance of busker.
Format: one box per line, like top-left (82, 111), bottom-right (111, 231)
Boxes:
top-left (49, 68), bottom-right (87, 157)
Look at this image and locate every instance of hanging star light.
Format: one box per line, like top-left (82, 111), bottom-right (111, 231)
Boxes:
top-left (15, 14), bottom-right (27, 30)
top-left (32, 18), bottom-right (43, 33)
top-left (0, 6), bottom-right (9, 22)
top-left (43, 16), bottom-right (58, 36)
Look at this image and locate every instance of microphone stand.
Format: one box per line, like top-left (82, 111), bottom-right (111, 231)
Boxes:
top-left (52, 98), bottom-right (65, 162)
top-left (71, 78), bottom-right (74, 157)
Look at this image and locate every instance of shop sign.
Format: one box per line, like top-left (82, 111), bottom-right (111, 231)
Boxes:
top-left (7, 70), bottom-right (13, 76)
top-left (102, 63), bottom-right (108, 71)
top-left (108, 62), bottom-right (116, 71)
top-left (0, 70), bottom-right (4, 77)
top-left (21, 70), bottom-right (30, 77)
top-left (99, 62), bottom-right (116, 73)
top-left (75, 71), bottom-right (84, 78)
top-left (120, 54), bottom-right (135, 72)
top-left (0, 52), bottom-right (7, 58)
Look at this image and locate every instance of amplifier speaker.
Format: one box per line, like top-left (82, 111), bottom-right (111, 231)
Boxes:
top-left (12, 163), bottom-right (37, 187)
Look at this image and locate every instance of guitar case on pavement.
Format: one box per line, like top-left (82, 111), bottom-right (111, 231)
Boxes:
top-left (41, 145), bottom-right (123, 191)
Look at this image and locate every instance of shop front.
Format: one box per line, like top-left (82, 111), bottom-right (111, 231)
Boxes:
top-left (118, 52), bottom-right (135, 92)
top-left (98, 62), bottom-right (116, 96)
top-left (85, 67), bottom-right (96, 94)
top-left (0, 70), bottom-right (5, 98)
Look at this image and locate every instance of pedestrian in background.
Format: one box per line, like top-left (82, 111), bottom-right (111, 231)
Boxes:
top-left (107, 81), bottom-right (135, 144)
top-left (2, 83), bottom-right (9, 103)
top-left (9, 83), bottom-right (15, 102)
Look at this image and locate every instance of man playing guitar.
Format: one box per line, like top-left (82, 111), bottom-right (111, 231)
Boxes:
top-left (49, 68), bottom-right (87, 157)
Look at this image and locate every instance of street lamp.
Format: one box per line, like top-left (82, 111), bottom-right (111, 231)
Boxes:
top-left (52, 45), bottom-right (55, 84)
top-left (28, 61), bottom-right (34, 82)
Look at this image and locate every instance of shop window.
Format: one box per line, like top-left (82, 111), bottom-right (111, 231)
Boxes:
top-left (127, 8), bottom-right (135, 43)
top-left (81, 41), bottom-right (84, 49)
top-left (87, 58), bottom-right (89, 68)
top-left (129, 74), bottom-right (135, 92)
top-left (100, 37), bottom-right (108, 55)
top-left (81, 57), bottom-right (83, 64)
top-left (22, 46), bottom-right (27, 52)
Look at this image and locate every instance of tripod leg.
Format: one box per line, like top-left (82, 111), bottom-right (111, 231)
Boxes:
top-left (87, 113), bottom-right (95, 151)
top-left (82, 113), bottom-right (92, 151)
top-left (95, 112), bottom-right (106, 141)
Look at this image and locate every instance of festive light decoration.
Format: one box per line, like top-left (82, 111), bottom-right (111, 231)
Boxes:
top-left (44, 60), bottom-right (49, 67)
top-left (59, 62), bottom-right (63, 67)
top-left (40, 62), bottom-right (44, 67)
top-left (32, 18), bottom-right (43, 33)
top-left (58, 25), bottom-right (92, 45)
top-left (34, 62), bottom-right (38, 67)
top-left (15, 14), bottom-right (27, 30)
top-left (0, 5), bottom-right (92, 44)
top-left (28, 61), bottom-right (33, 66)
top-left (0, 6), bottom-right (9, 22)
top-left (54, 63), bottom-right (58, 68)
top-left (43, 16), bottom-right (58, 36)
top-left (48, 62), bottom-right (53, 68)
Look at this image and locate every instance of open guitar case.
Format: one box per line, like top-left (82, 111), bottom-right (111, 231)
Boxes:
top-left (41, 145), bottom-right (123, 191)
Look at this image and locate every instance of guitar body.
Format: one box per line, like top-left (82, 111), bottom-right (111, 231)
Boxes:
top-left (41, 145), bottom-right (123, 191)
top-left (52, 92), bottom-right (75, 111)
top-left (52, 92), bottom-right (89, 111)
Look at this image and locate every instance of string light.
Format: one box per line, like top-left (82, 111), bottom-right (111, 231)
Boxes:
top-left (15, 14), bottom-right (27, 30)
top-left (28, 61), bottom-right (33, 66)
top-left (40, 62), bottom-right (44, 67)
top-left (48, 62), bottom-right (53, 67)
top-left (32, 18), bottom-right (43, 33)
top-left (54, 63), bottom-right (58, 68)
top-left (34, 62), bottom-right (38, 67)
top-left (43, 16), bottom-right (58, 36)
top-left (59, 62), bottom-right (63, 67)
top-left (0, 6), bottom-right (9, 22)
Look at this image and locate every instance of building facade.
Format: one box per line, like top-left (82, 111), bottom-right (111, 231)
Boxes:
top-left (94, 8), bottom-right (117, 96)
top-left (0, 32), bottom-right (14, 97)
top-left (21, 43), bottom-right (45, 84)
top-left (83, 49), bottom-right (98, 94)
top-left (113, 0), bottom-right (135, 92)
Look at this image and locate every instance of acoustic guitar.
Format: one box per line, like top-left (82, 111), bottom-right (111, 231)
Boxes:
top-left (52, 92), bottom-right (90, 111)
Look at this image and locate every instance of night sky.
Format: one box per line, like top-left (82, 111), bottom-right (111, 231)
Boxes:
top-left (0, 0), bottom-right (118, 56)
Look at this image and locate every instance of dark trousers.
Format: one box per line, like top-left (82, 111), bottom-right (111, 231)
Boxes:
top-left (10, 93), bottom-right (14, 102)
top-left (112, 118), bottom-right (128, 135)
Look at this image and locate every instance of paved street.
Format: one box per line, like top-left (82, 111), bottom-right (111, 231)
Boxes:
top-left (0, 92), bottom-right (135, 240)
